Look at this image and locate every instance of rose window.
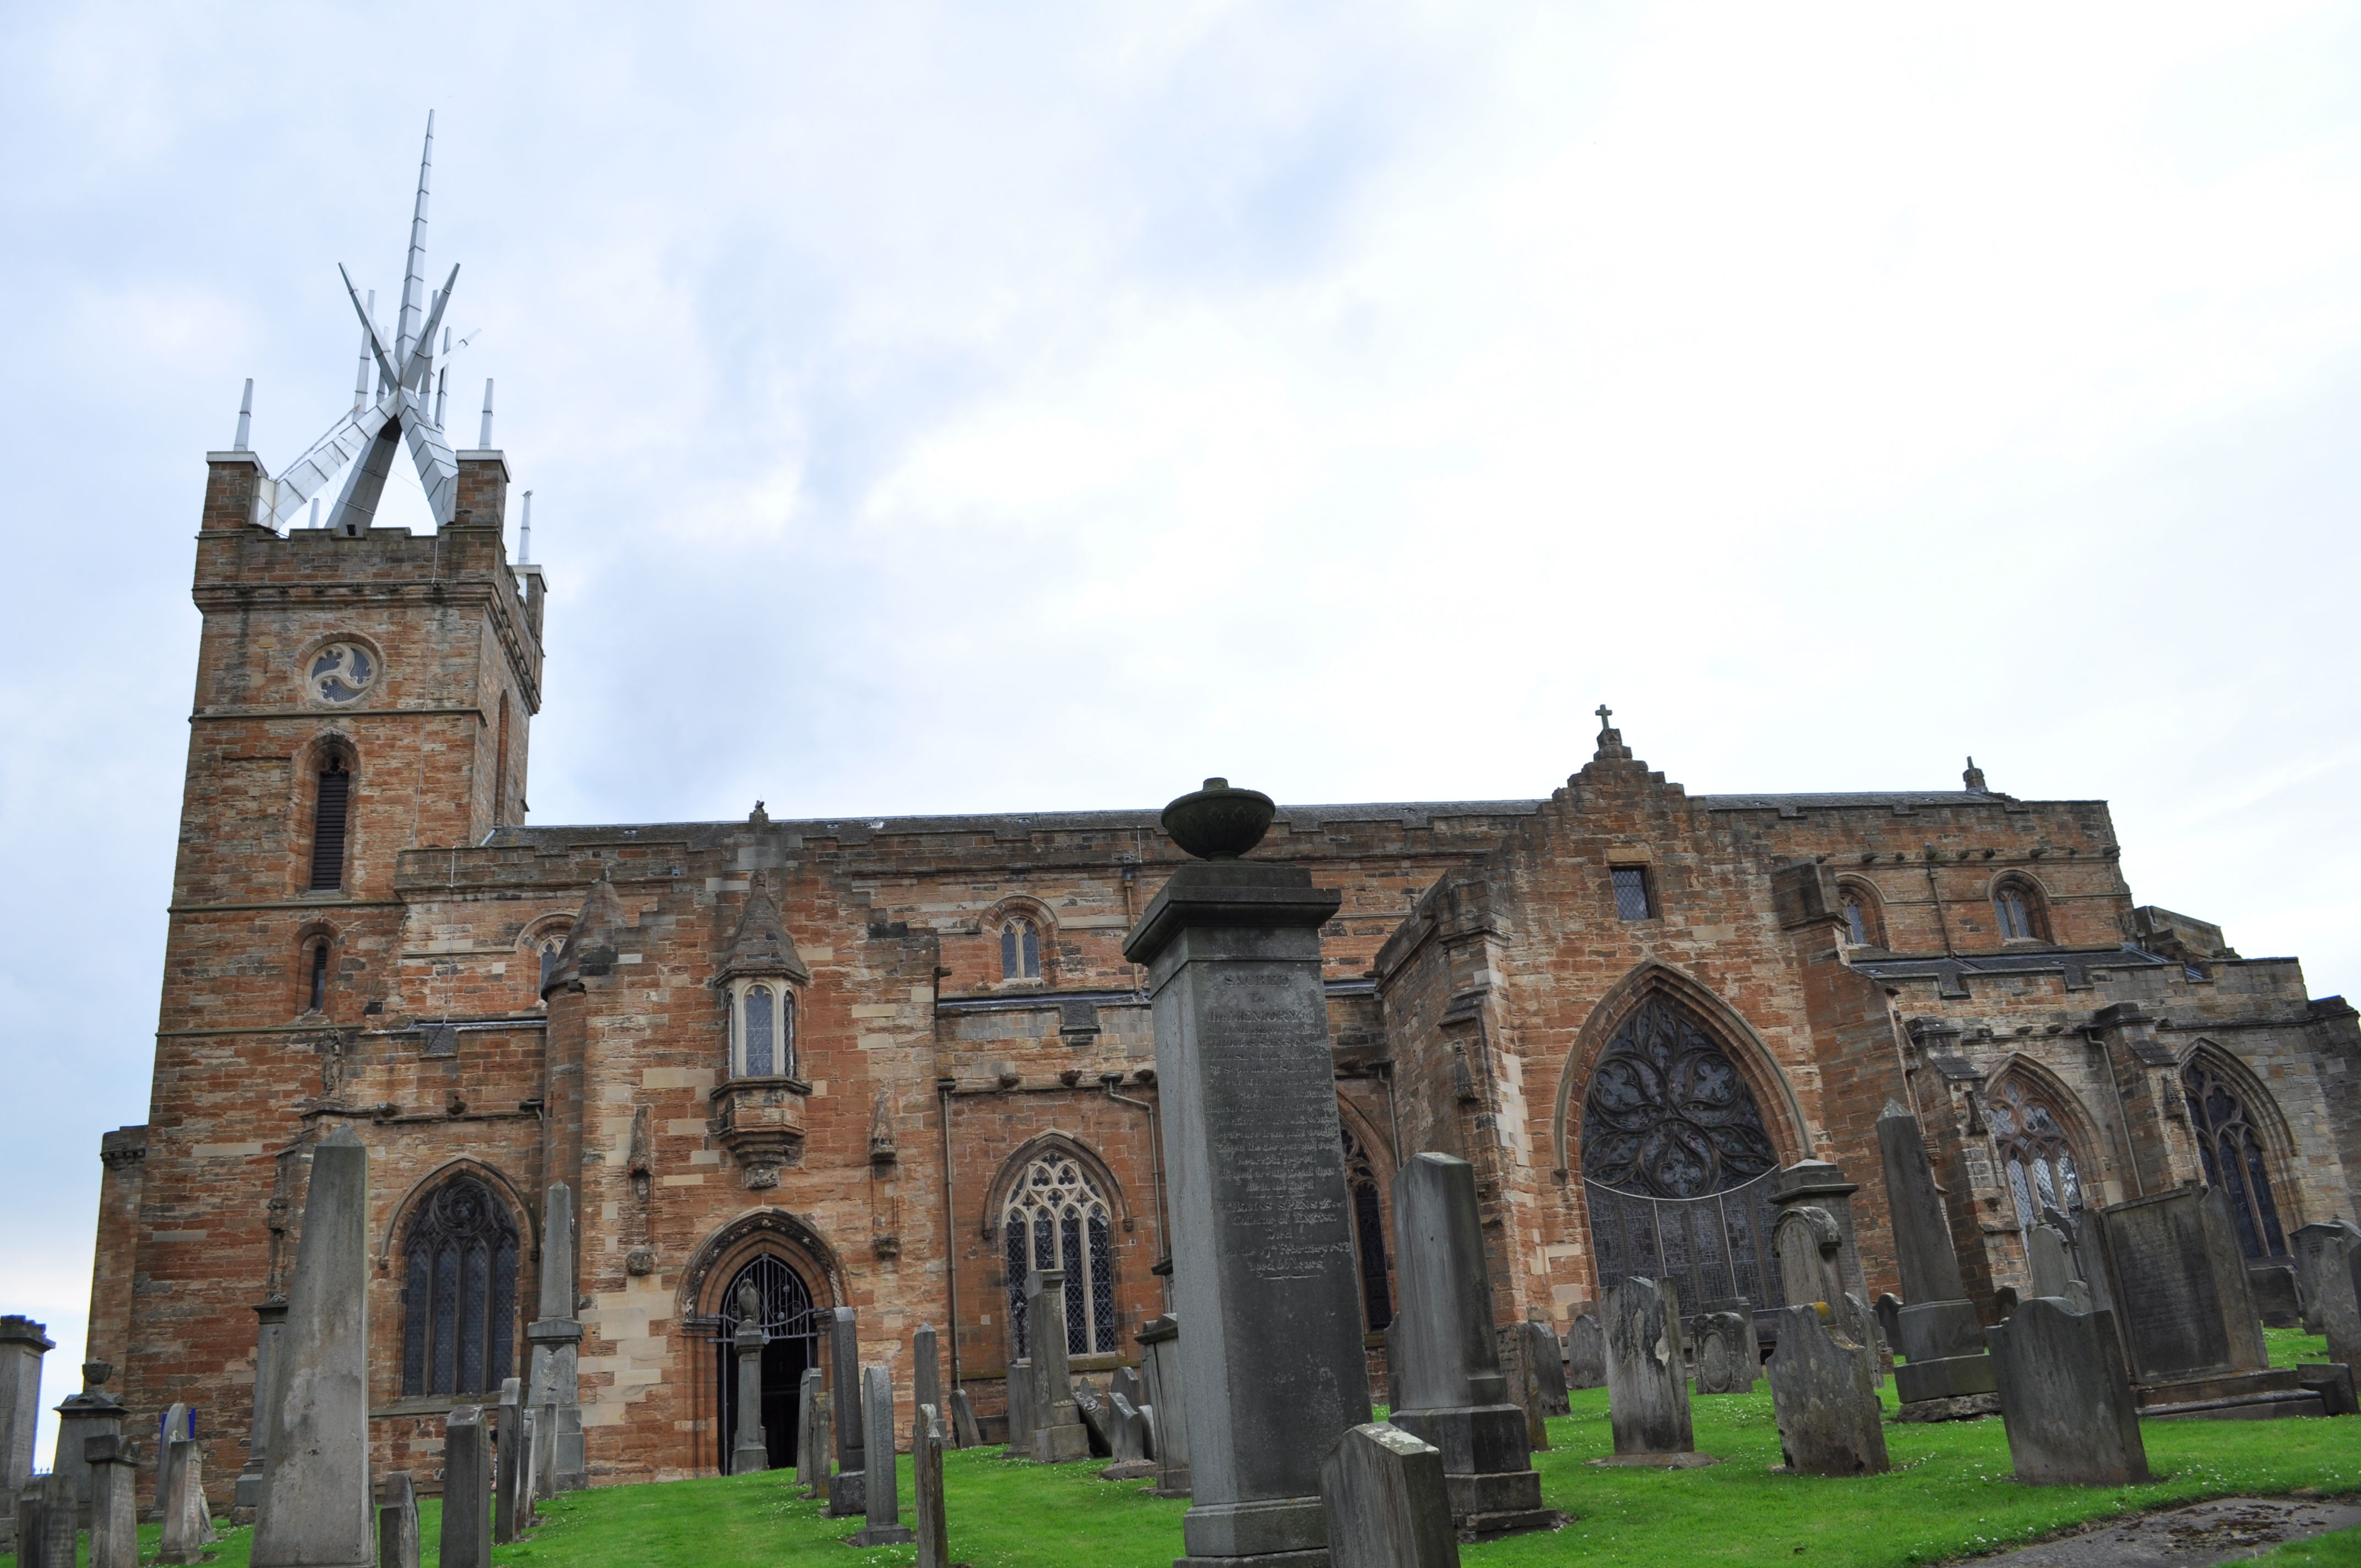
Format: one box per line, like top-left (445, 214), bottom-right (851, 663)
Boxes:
top-left (308, 643), bottom-right (377, 704)
top-left (1581, 995), bottom-right (1776, 1198)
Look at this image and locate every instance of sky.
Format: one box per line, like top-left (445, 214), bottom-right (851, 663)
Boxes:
top-left (7, 1), bottom-right (2361, 1460)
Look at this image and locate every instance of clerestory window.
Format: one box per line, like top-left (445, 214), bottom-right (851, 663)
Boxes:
top-left (1000, 917), bottom-right (1042, 981)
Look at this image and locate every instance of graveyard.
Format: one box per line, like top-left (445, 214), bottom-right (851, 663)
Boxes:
top-left (7, 1328), bottom-right (2352, 1568)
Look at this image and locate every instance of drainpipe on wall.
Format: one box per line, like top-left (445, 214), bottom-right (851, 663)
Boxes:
top-left (937, 1076), bottom-right (964, 1393)
top-left (1101, 1074), bottom-right (1170, 1310)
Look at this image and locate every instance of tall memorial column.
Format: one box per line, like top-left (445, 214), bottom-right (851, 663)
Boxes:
top-left (525, 1183), bottom-right (585, 1493)
top-left (1122, 780), bottom-right (1372, 1568)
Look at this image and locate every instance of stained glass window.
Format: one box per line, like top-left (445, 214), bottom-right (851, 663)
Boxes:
top-left (1003, 1153), bottom-right (1114, 1357)
top-left (2183, 1057), bottom-right (2288, 1258)
top-left (400, 1174), bottom-right (519, 1397)
top-left (1988, 1076), bottom-right (2085, 1228)
top-left (1581, 996), bottom-right (1776, 1199)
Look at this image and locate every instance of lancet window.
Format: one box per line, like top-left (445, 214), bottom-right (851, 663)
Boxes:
top-left (730, 981), bottom-right (795, 1079)
top-left (1003, 1152), bottom-right (1116, 1358)
top-left (1342, 1124), bottom-right (1392, 1332)
top-left (1992, 878), bottom-right (2047, 941)
top-left (399, 1173), bottom-right (520, 1397)
top-left (1001, 917), bottom-right (1042, 981)
top-left (1988, 1075), bottom-right (2085, 1227)
top-left (308, 757), bottom-right (351, 892)
top-left (2182, 1056), bottom-right (2289, 1258)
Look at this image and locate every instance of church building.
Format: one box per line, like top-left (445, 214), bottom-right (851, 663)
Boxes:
top-left (86, 130), bottom-right (2361, 1504)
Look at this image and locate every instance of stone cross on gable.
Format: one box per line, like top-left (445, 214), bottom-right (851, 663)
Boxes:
top-left (1595, 705), bottom-right (1612, 727)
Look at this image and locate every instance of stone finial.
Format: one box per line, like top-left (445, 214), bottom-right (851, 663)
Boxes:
top-left (1963, 756), bottom-right (1988, 791)
top-left (545, 875), bottom-right (625, 994)
top-left (719, 875), bottom-right (810, 984)
top-left (1592, 704), bottom-right (1633, 763)
top-left (749, 799), bottom-right (769, 826)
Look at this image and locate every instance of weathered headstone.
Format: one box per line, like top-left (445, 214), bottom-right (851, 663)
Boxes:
top-left (374, 1472), bottom-right (420, 1568)
top-left (2316, 1233), bottom-right (2361, 1373)
top-left (1765, 1305), bottom-right (1887, 1476)
top-left (2090, 1185), bottom-right (2318, 1418)
top-left (0, 1315), bottom-right (51, 1553)
top-left (519, 1408), bottom-right (541, 1525)
top-left (1123, 785), bottom-right (1375, 1567)
top-left (86, 1434), bottom-right (139, 1568)
top-left (913, 1403), bottom-right (949, 1568)
top-left (52, 1359), bottom-right (125, 1529)
top-left (439, 1406), bottom-right (492, 1568)
top-left (524, 1182), bottom-right (586, 1494)
top-left (1873, 1293), bottom-right (1901, 1358)
top-left (828, 1305), bottom-right (866, 1515)
top-left (34, 1471), bottom-right (75, 1568)
top-left (1135, 1316), bottom-right (1191, 1497)
top-left (495, 1376), bottom-right (526, 1542)
top-left (1768, 1161), bottom-right (1879, 1382)
top-left (729, 1282), bottom-right (769, 1475)
top-left (2026, 1221), bottom-right (2090, 1311)
top-left (852, 1364), bottom-right (916, 1547)
top-left (1691, 1312), bottom-right (1754, 1395)
top-left (809, 1390), bottom-right (834, 1502)
top-left (157, 1434), bottom-right (219, 1562)
top-left (237, 1302), bottom-right (287, 1519)
top-left (2297, 1363), bottom-right (2357, 1417)
top-left (1602, 1276), bottom-right (1694, 1460)
top-left (253, 1125), bottom-right (374, 1568)
top-left (1386, 1153), bottom-right (1550, 1538)
top-left (913, 1324), bottom-right (943, 1432)
top-left (1875, 1103), bottom-right (1999, 1419)
top-left (1987, 1299), bottom-right (2151, 1485)
top-left (1028, 1270), bottom-right (1091, 1463)
top-left (2249, 1264), bottom-right (2302, 1330)
top-left (1562, 1313), bottom-right (1606, 1391)
top-left (2293, 1221), bottom-right (2361, 1333)
top-left (950, 1388), bottom-right (981, 1450)
top-left (1519, 1322), bottom-right (1568, 1418)
top-left (153, 1401), bottom-right (191, 1520)
top-left (795, 1368), bottom-right (825, 1495)
top-left (1106, 1392), bottom-right (1158, 1480)
top-left (13, 1479), bottom-right (46, 1568)
top-left (1318, 1423), bottom-right (1461, 1568)
top-left (1073, 1379), bottom-right (1116, 1458)
top-left (1001, 1359), bottom-right (1035, 1458)
top-left (1770, 1204), bottom-right (1875, 1380)
top-left (1499, 1327), bottom-right (1546, 1452)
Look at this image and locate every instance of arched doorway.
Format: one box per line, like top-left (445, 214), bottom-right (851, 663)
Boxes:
top-left (1579, 991), bottom-right (1784, 1327)
top-left (709, 1254), bottom-right (822, 1471)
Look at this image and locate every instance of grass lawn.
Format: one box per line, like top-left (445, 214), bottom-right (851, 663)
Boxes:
top-left (13, 1330), bottom-right (2353, 1568)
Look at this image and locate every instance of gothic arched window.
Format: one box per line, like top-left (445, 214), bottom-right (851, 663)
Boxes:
top-left (1992, 878), bottom-right (2047, 941)
top-left (537, 935), bottom-right (565, 996)
top-left (304, 937), bottom-right (330, 1014)
top-left (1581, 996), bottom-right (1778, 1199)
top-left (2183, 1055), bottom-right (2289, 1258)
top-left (730, 980), bottom-right (795, 1079)
top-left (400, 1174), bottom-right (520, 1397)
top-left (308, 756), bottom-right (352, 892)
top-left (1003, 1152), bottom-right (1114, 1358)
top-left (1000, 917), bottom-right (1042, 982)
top-left (1837, 880), bottom-right (1884, 948)
top-left (1988, 1076), bottom-right (2085, 1227)
top-left (1342, 1124), bottom-right (1392, 1332)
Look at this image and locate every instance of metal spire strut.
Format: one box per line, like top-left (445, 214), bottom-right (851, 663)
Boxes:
top-left (254, 111), bottom-right (488, 535)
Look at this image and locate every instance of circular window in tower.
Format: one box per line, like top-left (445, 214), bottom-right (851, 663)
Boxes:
top-left (307, 643), bottom-right (378, 704)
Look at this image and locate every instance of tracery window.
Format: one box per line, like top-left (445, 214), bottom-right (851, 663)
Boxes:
top-left (1003, 1152), bottom-right (1115, 1358)
top-left (400, 1174), bottom-right (519, 1397)
top-left (730, 980), bottom-right (795, 1078)
top-left (2183, 1056), bottom-right (2289, 1258)
top-left (536, 934), bottom-right (566, 997)
top-left (1000, 917), bottom-right (1042, 981)
top-left (1993, 878), bottom-right (2046, 941)
top-left (1342, 1124), bottom-right (1392, 1332)
top-left (1988, 1076), bottom-right (2085, 1227)
top-left (1581, 996), bottom-right (1777, 1198)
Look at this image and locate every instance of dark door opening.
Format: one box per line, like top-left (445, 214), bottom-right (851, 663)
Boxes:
top-left (712, 1254), bottom-right (822, 1472)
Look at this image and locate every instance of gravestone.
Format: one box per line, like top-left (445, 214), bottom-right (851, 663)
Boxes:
top-left (730, 1282), bottom-right (769, 1475)
top-left (2090, 1186), bottom-right (2318, 1418)
top-left (1767, 1161), bottom-right (1879, 1382)
top-left (1001, 1359), bottom-right (1035, 1458)
top-left (1106, 1393), bottom-right (1158, 1480)
top-left (2292, 1221), bottom-right (2361, 1333)
top-left (1562, 1314), bottom-right (1606, 1391)
top-left (1495, 1327), bottom-right (1546, 1452)
top-left (374, 1473), bottom-right (420, 1568)
top-left (828, 1305), bottom-right (866, 1515)
top-left (2026, 1219), bottom-right (2091, 1311)
top-left (1122, 781), bottom-right (1375, 1567)
top-left (86, 1434), bottom-right (139, 1568)
top-left (153, 1402), bottom-right (191, 1520)
top-left (950, 1389), bottom-right (982, 1450)
top-left (253, 1125), bottom-right (374, 1568)
top-left (1520, 1323), bottom-right (1568, 1418)
top-left (852, 1365), bottom-right (916, 1547)
top-left (1770, 1204), bottom-right (1876, 1382)
top-left (0, 1315), bottom-right (50, 1552)
top-left (524, 1182), bottom-right (586, 1494)
top-left (519, 1408), bottom-right (541, 1525)
top-left (1028, 1270), bottom-right (1091, 1463)
top-left (1074, 1379), bottom-right (1117, 1458)
top-left (34, 1471), bottom-right (74, 1568)
top-left (2249, 1264), bottom-right (2302, 1330)
top-left (1874, 1103), bottom-right (1999, 1419)
top-left (1386, 1153), bottom-right (1550, 1539)
top-left (1987, 1299), bottom-right (2151, 1485)
top-left (1136, 1316), bottom-right (1192, 1498)
top-left (913, 1324), bottom-right (943, 1434)
top-left (495, 1376), bottom-right (526, 1542)
top-left (795, 1368), bottom-right (826, 1495)
top-left (157, 1434), bottom-right (219, 1562)
top-left (439, 1406), bottom-right (492, 1568)
top-left (1765, 1306), bottom-right (1887, 1477)
top-left (11, 1481), bottom-right (42, 1568)
top-left (52, 1359), bottom-right (125, 1529)
top-left (237, 1303), bottom-right (287, 1518)
top-left (1873, 1294), bottom-right (1901, 1357)
top-left (1318, 1423), bottom-right (1461, 1568)
top-left (2315, 1233), bottom-right (2361, 1373)
top-left (1602, 1276), bottom-right (1694, 1460)
top-left (1113, 1365), bottom-right (1147, 1412)
top-left (1383, 1318), bottom-right (1401, 1414)
top-left (914, 1403), bottom-right (949, 1568)
top-left (809, 1390), bottom-right (834, 1503)
top-left (1693, 1312), bottom-right (1754, 1395)
top-left (2297, 1363), bottom-right (2357, 1417)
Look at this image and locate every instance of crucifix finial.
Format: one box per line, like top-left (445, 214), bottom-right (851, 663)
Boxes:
top-left (1595, 704), bottom-right (1613, 727)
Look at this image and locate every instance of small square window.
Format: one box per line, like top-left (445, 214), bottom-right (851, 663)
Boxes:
top-left (1611, 865), bottom-right (1655, 921)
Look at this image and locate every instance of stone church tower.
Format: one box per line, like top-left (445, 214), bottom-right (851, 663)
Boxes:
top-left (79, 126), bottom-right (2361, 1507)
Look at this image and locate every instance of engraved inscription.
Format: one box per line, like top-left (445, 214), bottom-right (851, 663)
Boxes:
top-left (1199, 970), bottom-right (1354, 1283)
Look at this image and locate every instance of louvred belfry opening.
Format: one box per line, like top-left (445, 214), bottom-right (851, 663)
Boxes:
top-left (308, 759), bottom-right (351, 891)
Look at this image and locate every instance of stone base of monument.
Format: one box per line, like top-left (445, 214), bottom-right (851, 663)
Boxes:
top-left (826, 1471), bottom-right (866, 1516)
top-left (1101, 1460), bottom-right (1159, 1480)
top-left (2137, 1368), bottom-right (2325, 1421)
top-left (1176, 1555), bottom-right (1329, 1567)
top-left (1389, 1403), bottom-right (1554, 1539)
top-left (1586, 1451), bottom-right (1721, 1469)
top-left (1892, 1391), bottom-right (2001, 1423)
top-left (1441, 1471), bottom-right (1556, 1540)
top-left (2298, 1364), bottom-right (2356, 1416)
top-left (1033, 1417), bottom-right (1091, 1463)
top-left (849, 1523), bottom-right (918, 1547)
top-left (1892, 1298), bottom-right (1998, 1422)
